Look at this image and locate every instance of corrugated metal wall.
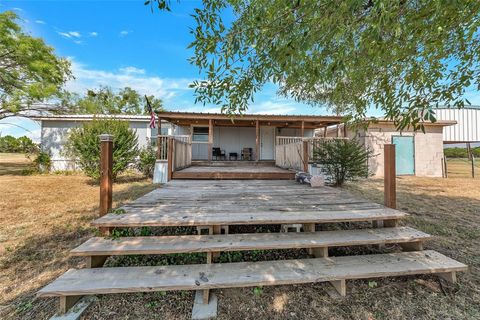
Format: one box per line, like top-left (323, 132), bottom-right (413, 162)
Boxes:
top-left (435, 108), bottom-right (480, 142)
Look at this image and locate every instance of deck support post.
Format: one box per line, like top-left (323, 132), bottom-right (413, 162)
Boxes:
top-left (300, 120), bottom-right (305, 137)
top-left (303, 223), bottom-right (327, 257)
top-left (399, 241), bottom-right (423, 252)
top-left (208, 119), bottom-right (213, 163)
top-left (99, 134), bottom-right (113, 216)
top-left (203, 225), bottom-right (223, 305)
top-left (438, 271), bottom-right (457, 283)
top-left (59, 295), bottom-right (82, 314)
top-left (329, 279), bottom-right (346, 297)
top-left (86, 256), bottom-right (109, 268)
top-left (255, 120), bottom-right (260, 162)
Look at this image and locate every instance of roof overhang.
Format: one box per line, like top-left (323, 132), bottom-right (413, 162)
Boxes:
top-left (157, 111), bottom-right (343, 129)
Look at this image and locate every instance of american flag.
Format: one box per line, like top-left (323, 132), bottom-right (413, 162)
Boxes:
top-left (145, 95), bottom-right (156, 129)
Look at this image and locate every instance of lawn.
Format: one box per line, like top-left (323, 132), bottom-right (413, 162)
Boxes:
top-left (1, 154), bottom-right (479, 319)
top-left (446, 158), bottom-right (480, 179)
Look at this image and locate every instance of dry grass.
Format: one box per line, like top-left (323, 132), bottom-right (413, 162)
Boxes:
top-left (446, 158), bottom-right (480, 179)
top-left (0, 154), bottom-right (156, 319)
top-left (0, 153), bottom-right (34, 175)
top-left (1, 154), bottom-right (479, 319)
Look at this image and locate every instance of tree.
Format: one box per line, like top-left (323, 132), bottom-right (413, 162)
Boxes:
top-left (0, 11), bottom-right (71, 120)
top-left (65, 118), bottom-right (139, 181)
top-left (61, 86), bottom-right (164, 115)
top-left (148, 1), bottom-right (480, 130)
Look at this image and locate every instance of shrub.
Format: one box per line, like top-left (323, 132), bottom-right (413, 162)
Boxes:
top-left (136, 146), bottom-right (156, 178)
top-left (65, 118), bottom-right (139, 181)
top-left (33, 151), bottom-right (52, 173)
top-left (312, 139), bottom-right (372, 186)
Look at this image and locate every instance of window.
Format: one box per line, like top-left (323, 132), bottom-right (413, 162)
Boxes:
top-left (192, 127), bottom-right (209, 142)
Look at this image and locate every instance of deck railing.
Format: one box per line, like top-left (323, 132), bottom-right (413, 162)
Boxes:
top-left (154, 135), bottom-right (192, 180)
top-left (275, 136), bottom-right (349, 172)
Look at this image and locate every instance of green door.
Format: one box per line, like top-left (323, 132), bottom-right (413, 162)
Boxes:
top-left (392, 136), bottom-right (415, 175)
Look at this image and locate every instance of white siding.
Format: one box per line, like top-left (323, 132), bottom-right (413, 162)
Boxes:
top-left (41, 119), bottom-right (152, 171)
top-left (435, 108), bottom-right (480, 142)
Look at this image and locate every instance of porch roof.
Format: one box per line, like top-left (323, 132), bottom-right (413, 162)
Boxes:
top-left (157, 111), bottom-right (343, 128)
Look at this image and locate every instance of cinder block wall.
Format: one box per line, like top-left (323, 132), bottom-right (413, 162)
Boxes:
top-left (359, 124), bottom-right (444, 177)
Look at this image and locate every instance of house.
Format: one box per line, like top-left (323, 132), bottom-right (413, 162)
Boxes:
top-left (33, 114), bottom-right (175, 171)
top-left (320, 120), bottom-right (456, 177)
top-left (34, 112), bottom-right (454, 179)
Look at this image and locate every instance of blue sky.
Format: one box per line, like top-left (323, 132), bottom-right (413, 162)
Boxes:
top-left (0, 0), bottom-right (338, 142)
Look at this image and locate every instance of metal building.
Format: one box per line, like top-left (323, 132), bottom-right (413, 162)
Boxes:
top-left (434, 107), bottom-right (480, 143)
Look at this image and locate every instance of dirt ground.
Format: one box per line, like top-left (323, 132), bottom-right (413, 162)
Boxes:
top-left (1, 154), bottom-right (479, 319)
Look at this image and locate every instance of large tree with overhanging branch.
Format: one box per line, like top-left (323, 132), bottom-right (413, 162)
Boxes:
top-left (147, 0), bottom-right (480, 130)
top-left (0, 11), bottom-right (71, 120)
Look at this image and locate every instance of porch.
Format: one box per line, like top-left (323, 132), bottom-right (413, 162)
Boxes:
top-left (152, 112), bottom-right (345, 182)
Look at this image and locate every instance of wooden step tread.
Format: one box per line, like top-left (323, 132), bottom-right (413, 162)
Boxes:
top-left (38, 250), bottom-right (467, 297)
top-left (91, 207), bottom-right (407, 228)
top-left (71, 227), bottom-right (431, 256)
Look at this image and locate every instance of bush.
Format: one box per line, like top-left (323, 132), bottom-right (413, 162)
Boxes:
top-left (65, 118), bottom-right (139, 181)
top-left (33, 151), bottom-right (52, 172)
top-left (312, 139), bottom-right (372, 186)
top-left (136, 146), bottom-right (156, 178)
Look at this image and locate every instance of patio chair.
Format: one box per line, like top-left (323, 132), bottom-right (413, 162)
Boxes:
top-left (212, 147), bottom-right (226, 160)
top-left (241, 148), bottom-right (253, 161)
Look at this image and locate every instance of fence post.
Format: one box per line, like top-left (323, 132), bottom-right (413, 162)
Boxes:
top-left (384, 144), bottom-right (396, 209)
top-left (302, 140), bottom-right (309, 172)
top-left (472, 155), bottom-right (476, 179)
top-left (167, 137), bottom-right (173, 181)
top-left (99, 134), bottom-right (113, 216)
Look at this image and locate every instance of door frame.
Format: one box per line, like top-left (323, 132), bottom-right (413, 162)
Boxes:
top-left (391, 135), bottom-right (416, 176)
top-left (260, 126), bottom-right (276, 160)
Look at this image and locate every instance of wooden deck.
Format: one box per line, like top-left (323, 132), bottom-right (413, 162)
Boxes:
top-left (172, 164), bottom-right (295, 180)
top-left (92, 180), bottom-right (405, 228)
top-left (39, 179), bottom-right (468, 315)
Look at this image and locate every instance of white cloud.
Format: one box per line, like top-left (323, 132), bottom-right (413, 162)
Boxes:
top-left (35, 20), bottom-right (46, 25)
top-left (12, 7), bottom-right (23, 12)
top-left (65, 60), bottom-right (193, 102)
top-left (119, 30), bottom-right (130, 37)
top-left (249, 100), bottom-right (298, 115)
top-left (58, 31), bottom-right (81, 39)
top-left (89, 32), bottom-right (98, 37)
top-left (119, 66), bottom-right (145, 75)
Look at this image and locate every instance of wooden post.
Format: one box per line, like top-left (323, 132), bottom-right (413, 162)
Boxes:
top-left (156, 116), bottom-right (162, 159)
top-left (300, 120), bottom-right (305, 137)
top-left (303, 140), bottom-right (309, 172)
top-left (99, 134), bottom-right (113, 216)
top-left (467, 142), bottom-right (472, 161)
top-left (336, 124), bottom-right (339, 137)
top-left (384, 144), bottom-right (396, 209)
top-left (343, 123), bottom-right (347, 137)
top-left (472, 155), bottom-right (476, 178)
top-left (255, 120), bottom-right (260, 162)
top-left (208, 119), bottom-right (213, 162)
top-left (443, 156), bottom-right (448, 178)
top-left (167, 137), bottom-right (173, 181)
top-left (323, 126), bottom-right (327, 137)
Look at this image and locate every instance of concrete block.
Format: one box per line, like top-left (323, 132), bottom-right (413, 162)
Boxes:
top-left (310, 175), bottom-right (325, 187)
top-left (192, 290), bottom-right (218, 320)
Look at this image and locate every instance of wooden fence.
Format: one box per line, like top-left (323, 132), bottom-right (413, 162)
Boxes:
top-left (275, 136), bottom-right (349, 172)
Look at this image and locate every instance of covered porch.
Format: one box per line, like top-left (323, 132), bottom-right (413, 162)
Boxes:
top-left (153, 112), bottom-right (343, 181)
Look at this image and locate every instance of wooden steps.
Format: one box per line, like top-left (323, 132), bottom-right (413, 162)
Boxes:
top-left (71, 227), bottom-right (431, 256)
top-left (38, 250), bottom-right (467, 298)
top-left (172, 171), bottom-right (295, 180)
top-left (91, 207), bottom-right (407, 228)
